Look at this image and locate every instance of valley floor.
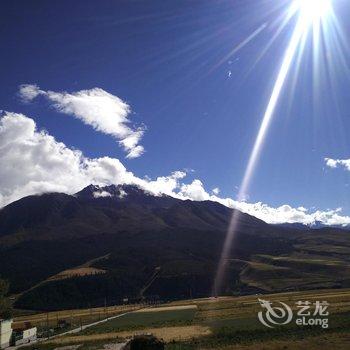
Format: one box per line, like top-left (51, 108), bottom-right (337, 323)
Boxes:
top-left (16, 288), bottom-right (350, 350)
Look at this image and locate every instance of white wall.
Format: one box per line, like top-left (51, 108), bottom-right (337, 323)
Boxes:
top-left (0, 319), bottom-right (13, 349)
top-left (23, 327), bottom-right (37, 340)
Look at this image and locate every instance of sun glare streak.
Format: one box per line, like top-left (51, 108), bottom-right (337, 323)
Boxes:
top-left (214, 0), bottom-right (335, 295)
top-left (239, 17), bottom-right (306, 201)
top-left (246, 7), bottom-right (298, 78)
top-left (209, 23), bottom-right (267, 74)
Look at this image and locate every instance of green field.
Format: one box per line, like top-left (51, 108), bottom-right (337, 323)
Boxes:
top-left (82, 307), bottom-right (197, 334)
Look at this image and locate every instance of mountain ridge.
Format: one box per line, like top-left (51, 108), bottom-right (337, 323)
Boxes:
top-left (0, 184), bottom-right (349, 310)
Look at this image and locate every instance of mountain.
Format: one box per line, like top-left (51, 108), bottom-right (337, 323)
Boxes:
top-left (0, 185), bottom-right (350, 310)
top-left (275, 221), bottom-right (350, 230)
top-left (274, 223), bottom-right (310, 230)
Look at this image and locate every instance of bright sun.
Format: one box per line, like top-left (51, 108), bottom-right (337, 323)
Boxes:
top-left (296, 0), bottom-right (332, 23)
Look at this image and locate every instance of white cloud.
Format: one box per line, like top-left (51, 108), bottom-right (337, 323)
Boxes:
top-left (93, 190), bottom-right (113, 198)
top-left (0, 112), bottom-right (135, 206)
top-left (227, 202), bottom-right (350, 227)
top-left (18, 84), bottom-right (41, 103)
top-left (212, 187), bottom-right (220, 195)
top-left (18, 84), bottom-right (145, 158)
top-left (180, 180), bottom-right (210, 201)
top-left (141, 171), bottom-right (186, 196)
top-left (325, 157), bottom-right (350, 171)
top-left (0, 112), bottom-right (181, 206)
top-left (175, 177), bottom-right (350, 227)
top-left (125, 145), bottom-right (145, 159)
top-left (1, 111), bottom-right (349, 228)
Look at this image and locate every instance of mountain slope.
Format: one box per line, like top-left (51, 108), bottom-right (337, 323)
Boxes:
top-left (0, 184), bottom-right (349, 310)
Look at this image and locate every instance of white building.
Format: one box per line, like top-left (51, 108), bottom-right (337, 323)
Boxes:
top-left (22, 327), bottom-right (37, 344)
top-left (11, 326), bottom-right (37, 347)
top-left (0, 319), bottom-right (12, 349)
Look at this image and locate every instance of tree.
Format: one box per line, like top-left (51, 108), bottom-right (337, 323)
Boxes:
top-left (0, 278), bottom-right (12, 319)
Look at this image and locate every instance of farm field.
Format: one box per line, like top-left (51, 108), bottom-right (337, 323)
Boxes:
top-left (13, 303), bottom-right (141, 334)
top-left (18, 288), bottom-right (350, 349)
top-left (81, 305), bottom-right (197, 334)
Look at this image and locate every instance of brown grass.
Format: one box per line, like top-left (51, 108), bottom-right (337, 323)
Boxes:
top-left (48, 267), bottom-right (106, 281)
top-left (134, 305), bottom-right (197, 313)
top-left (50, 325), bottom-right (211, 344)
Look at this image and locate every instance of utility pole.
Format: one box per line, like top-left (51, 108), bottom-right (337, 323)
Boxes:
top-left (46, 313), bottom-right (49, 339)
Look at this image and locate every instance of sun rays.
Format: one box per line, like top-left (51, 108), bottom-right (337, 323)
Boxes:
top-left (214, 0), bottom-right (340, 295)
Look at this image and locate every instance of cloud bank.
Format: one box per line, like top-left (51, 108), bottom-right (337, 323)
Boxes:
top-left (18, 84), bottom-right (145, 158)
top-left (1, 111), bottom-right (349, 227)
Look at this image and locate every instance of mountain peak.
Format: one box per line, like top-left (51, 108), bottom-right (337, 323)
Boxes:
top-left (75, 183), bottom-right (149, 200)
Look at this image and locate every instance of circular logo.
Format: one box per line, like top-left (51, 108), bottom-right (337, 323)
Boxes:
top-left (258, 298), bottom-right (293, 328)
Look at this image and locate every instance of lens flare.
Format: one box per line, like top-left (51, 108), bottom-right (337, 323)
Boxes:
top-left (214, 0), bottom-right (335, 295)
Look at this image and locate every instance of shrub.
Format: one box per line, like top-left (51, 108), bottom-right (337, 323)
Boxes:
top-left (127, 335), bottom-right (164, 350)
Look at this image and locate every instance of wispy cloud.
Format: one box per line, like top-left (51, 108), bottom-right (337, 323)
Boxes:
top-left (18, 84), bottom-right (145, 158)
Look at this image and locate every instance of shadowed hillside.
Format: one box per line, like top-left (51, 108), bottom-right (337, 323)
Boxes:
top-left (0, 185), bottom-right (349, 310)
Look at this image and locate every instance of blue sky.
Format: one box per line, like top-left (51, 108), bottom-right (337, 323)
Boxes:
top-left (1, 0), bottom-right (350, 225)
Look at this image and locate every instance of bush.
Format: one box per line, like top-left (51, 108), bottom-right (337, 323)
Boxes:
top-left (128, 335), bottom-right (164, 350)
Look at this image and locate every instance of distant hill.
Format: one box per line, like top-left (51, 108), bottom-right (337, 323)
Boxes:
top-left (0, 185), bottom-right (349, 310)
top-left (275, 221), bottom-right (350, 230)
top-left (274, 223), bottom-right (310, 230)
